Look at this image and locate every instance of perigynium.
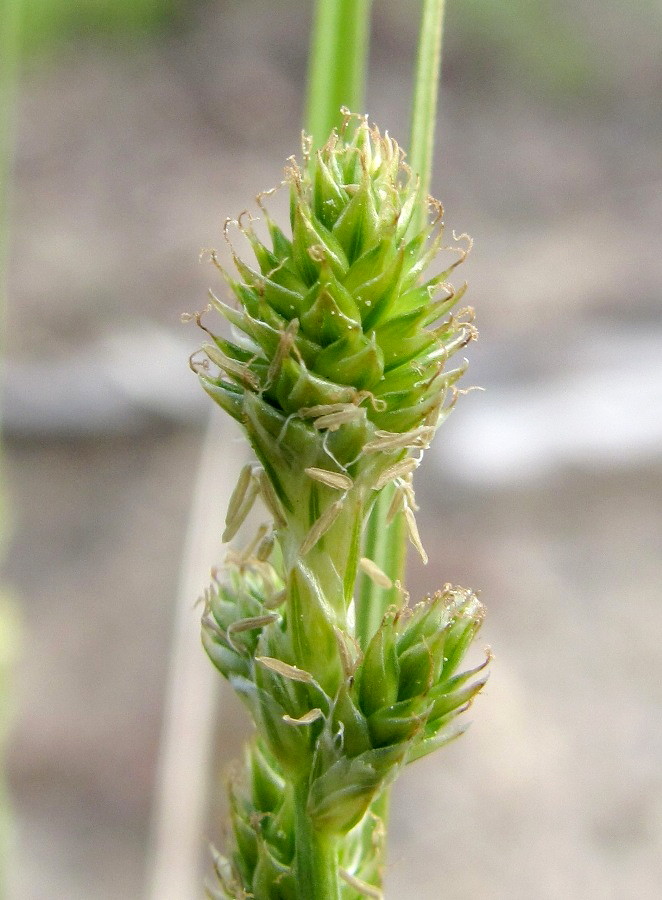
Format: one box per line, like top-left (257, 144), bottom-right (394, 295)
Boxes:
top-left (192, 112), bottom-right (488, 900)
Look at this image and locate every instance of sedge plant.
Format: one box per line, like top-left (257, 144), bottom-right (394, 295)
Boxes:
top-left (192, 2), bottom-right (488, 896)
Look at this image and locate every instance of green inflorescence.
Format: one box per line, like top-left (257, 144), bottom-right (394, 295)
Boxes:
top-left (195, 113), bottom-right (488, 900)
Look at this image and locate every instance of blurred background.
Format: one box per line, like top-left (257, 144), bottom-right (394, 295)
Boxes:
top-left (3, 0), bottom-right (662, 897)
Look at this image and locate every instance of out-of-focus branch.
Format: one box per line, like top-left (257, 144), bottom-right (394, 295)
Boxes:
top-left (145, 411), bottom-right (249, 900)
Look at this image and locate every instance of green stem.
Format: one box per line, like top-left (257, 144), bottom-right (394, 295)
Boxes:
top-left (305, 0), bottom-right (372, 146)
top-left (409, 0), bottom-right (446, 233)
top-left (355, 485), bottom-right (407, 647)
top-left (293, 780), bottom-right (340, 900)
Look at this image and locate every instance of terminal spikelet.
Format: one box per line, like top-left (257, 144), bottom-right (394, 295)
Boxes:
top-left (198, 112), bottom-right (474, 468)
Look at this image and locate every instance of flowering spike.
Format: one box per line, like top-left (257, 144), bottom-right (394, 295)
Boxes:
top-left (195, 115), bottom-right (487, 899)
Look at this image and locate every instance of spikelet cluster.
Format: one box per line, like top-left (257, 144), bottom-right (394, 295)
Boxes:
top-left (194, 113), bottom-right (487, 899)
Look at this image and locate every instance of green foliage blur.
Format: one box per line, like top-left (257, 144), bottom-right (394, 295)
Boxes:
top-left (20, 0), bottom-right (182, 56)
